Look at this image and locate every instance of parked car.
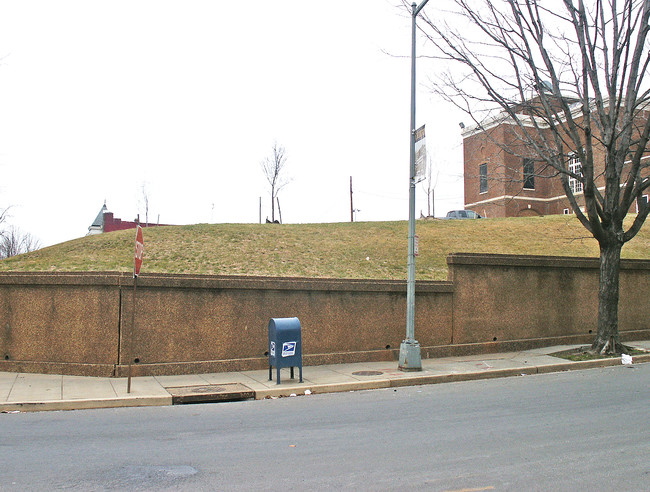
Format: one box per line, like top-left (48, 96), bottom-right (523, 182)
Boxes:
top-left (445, 210), bottom-right (482, 219)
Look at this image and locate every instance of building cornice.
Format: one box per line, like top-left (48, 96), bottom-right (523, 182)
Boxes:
top-left (458, 96), bottom-right (633, 139)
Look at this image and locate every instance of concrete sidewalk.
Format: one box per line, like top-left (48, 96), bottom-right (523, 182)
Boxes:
top-left (2, 341), bottom-right (649, 413)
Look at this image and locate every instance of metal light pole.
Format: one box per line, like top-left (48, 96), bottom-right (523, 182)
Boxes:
top-left (399, 0), bottom-right (429, 371)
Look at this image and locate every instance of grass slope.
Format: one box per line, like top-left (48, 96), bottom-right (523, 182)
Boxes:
top-left (1, 215), bottom-right (648, 281)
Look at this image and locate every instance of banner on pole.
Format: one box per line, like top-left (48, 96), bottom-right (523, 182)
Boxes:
top-left (414, 125), bottom-right (427, 183)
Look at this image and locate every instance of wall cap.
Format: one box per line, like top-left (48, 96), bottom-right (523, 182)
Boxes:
top-left (0, 271), bottom-right (454, 293)
top-left (447, 252), bottom-right (650, 270)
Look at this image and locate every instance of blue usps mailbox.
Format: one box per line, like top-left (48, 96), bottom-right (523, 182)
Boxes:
top-left (268, 317), bottom-right (303, 385)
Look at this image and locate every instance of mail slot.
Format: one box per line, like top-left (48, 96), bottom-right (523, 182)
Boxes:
top-left (268, 317), bottom-right (303, 385)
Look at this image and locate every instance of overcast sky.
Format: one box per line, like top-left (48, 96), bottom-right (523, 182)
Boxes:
top-left (0, 0), bottom-right (465, 247)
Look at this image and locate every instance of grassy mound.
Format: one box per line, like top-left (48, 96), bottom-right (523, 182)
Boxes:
top-left (1, 215), bottom-right (648, 280)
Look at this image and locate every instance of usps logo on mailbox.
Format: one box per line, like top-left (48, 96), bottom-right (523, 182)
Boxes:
top-left (270, 341), bottom-right (276, 357)
top-left (282, 341), bottom-right (296, 357)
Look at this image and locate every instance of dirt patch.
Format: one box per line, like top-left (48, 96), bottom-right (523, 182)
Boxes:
top-left (551, 346), bottom-right (648, 361)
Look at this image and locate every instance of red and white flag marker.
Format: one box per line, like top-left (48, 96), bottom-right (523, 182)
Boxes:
top-left (134, 225), bottom-right (144, 277)
top-left (128, 225), bottom-right (144, 393)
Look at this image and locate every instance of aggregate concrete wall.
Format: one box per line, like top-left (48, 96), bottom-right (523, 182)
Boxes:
top-left (0, 254), bottom-right (648, 376)
top-left (118, 275), bottom-right (454, 376)
top-left (447, 253), bottom-right (650, 349)
top-left (0, 273), bottom-right (122, 376)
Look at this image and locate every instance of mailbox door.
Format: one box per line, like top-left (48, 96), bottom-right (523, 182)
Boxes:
top-left (268, 318), bottom-right (301, 368)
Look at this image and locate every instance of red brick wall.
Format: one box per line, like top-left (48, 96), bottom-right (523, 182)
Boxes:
top-left (103, 213), bottom-right (168, 233)
top-left (462, 111), bottom-right (649, 218)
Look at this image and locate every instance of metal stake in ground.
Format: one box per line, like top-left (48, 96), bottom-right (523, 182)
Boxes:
top-left (128, 225), bottom-right (144, 393)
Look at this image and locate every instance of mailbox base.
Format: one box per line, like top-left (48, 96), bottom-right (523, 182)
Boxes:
top-left (269, 365), bottom-right (303, 385)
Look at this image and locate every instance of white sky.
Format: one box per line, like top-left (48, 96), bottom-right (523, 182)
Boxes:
top-left (0, 0), bottom-right (465, 247)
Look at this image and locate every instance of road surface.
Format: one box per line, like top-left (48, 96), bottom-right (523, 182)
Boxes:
top-left (2, 364), bottom-right (648, 491)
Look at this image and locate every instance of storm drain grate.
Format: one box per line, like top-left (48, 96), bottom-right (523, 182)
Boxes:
top-left (351, 371), bottom-right (384, 376)
top-left (165, 383), bottom-right (254, 404)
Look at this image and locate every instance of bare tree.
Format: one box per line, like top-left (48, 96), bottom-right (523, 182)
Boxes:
top-left (0, 226), bottom-right (41, 259)
top-left (421, 155), bottom-right (439, 217)
top-left (0, 208), bottom-right (7, 227)
top-left (140, 182), bottom-right (150, 226)
top-left (260, 142), bottom-right (290, 223)
top-left (417, 0), bottom-right (650, 353)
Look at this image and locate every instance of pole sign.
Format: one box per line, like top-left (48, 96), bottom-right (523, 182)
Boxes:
top-left (414, 124), bottom-right (427, 183)
top-left (134, 225), bottom-right (144, 277)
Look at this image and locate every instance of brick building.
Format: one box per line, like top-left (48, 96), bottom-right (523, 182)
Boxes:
top-left (461, 100), bottom-right (649, 218)
top-left (87, 202), bottom-right (168, 234)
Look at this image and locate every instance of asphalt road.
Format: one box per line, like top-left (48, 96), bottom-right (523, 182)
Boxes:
top-left (2, 364), bottom-right (649, 491)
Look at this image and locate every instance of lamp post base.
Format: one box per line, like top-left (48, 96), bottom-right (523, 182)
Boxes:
top-left (398, 339), bottom-right (422, 371)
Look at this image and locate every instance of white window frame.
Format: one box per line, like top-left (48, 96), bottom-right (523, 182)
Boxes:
top-left (479, 163), bottom-right (488, 194)
top-left (523, 159), bottom-right (535, 190)
top-left (568, 153), bottom-right (583, 194)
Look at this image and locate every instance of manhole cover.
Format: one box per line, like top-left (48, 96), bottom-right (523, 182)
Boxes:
top-left (165, 383), bottom-right (254, 404)
top-left (352, 371), bottom-right (384, 376)
top-left (190, 386), bottom-right (226, 393)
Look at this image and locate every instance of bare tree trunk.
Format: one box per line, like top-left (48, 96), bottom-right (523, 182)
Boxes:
top-left (261, 142), bottom-right (289, 224)
top-left (592, 240), bottom-right (624, 354)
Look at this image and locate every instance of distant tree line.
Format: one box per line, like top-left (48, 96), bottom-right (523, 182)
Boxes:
top-left (0, 208), bottom-right (41, 259)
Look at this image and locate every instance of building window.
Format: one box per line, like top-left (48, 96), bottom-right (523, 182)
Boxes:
top-left (523, 159), bottom-right (535, 189)
top-left (563, 208), bottom-right (570, 215)
top-left (568, 153), bottom-right (583, 193)
top-left (479, 163), bottom-right (488, 193)
top-left (637, 195), bottom-right (649, 213)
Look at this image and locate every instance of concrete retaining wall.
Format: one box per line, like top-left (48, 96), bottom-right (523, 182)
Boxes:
top-left (447, 253), bottom-right (650, 345)
top-left (0, 254), bottom-right (648, 376)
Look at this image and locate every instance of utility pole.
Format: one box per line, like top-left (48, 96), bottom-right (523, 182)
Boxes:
top-left (431, 187), bottom-right (435, 218)
top-left (399, 0), bottom-right (429, 372)
top-left (350, 176), bottom-right (354, 222)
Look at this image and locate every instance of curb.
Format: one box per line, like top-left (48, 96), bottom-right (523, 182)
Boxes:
top-left (2, 355), bottom-right (648, 412)
top-left (255, 378), bottom-right (393, 400)
top-left (1, 396), bottom-right (172, 413)
top-left (253, 357), bottom-right (649, 400)
top-left (535, 352), bottom-right (650, 373)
